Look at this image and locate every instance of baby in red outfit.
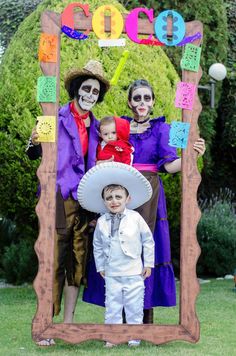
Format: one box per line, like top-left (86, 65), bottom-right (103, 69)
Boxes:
top-left (97, 116), bottom-right (134, 165)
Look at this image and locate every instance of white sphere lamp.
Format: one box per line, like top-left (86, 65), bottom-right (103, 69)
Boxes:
top-left (208, 63), bottom-right (227, 81)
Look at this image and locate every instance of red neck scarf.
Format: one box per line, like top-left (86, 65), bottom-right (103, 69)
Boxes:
top-left (70, 101), bottom-right (89, 156)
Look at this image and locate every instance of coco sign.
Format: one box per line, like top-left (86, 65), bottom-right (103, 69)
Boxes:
top-left (61, 3), bottom-right (197, 47)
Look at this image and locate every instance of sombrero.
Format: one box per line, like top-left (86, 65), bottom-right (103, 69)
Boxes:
top-left (64, 60), bottom-right (110, 94)
top-left (77, 162), bottom-right (153, 213)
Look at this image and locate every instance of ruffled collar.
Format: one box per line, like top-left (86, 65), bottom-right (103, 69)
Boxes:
top-left (122, 116), bottom-right (166, 138)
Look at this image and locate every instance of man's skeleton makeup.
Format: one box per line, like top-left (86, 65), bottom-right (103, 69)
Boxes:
top-left (129, 87), bottom-right (154, 120)
top-left (77, 78), bottom-right (100, 111)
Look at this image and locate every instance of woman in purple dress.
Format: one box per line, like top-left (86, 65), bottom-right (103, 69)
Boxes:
top-left (83, 79), bottom-right (205, 323)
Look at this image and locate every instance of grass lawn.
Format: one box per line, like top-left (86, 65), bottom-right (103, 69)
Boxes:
top-left (0, 279), bottom-right (235, 356)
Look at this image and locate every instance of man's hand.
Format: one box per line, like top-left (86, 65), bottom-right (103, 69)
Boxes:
top-left (100, 271), bottom-right (105, 278)
top-left (31, 127), bottom-right (40, 145)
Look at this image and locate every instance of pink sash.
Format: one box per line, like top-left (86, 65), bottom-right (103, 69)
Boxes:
top-left (133, 163), bottom-right (158, 172)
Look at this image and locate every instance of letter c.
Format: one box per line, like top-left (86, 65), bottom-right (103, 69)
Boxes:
top-left (61, 2), bottom-right (90, 36)
top-left (125, 8), bottom-right (154, 44)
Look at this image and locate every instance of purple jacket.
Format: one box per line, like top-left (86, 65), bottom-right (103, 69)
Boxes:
top-left (57, 103), bottom-right (99, 200)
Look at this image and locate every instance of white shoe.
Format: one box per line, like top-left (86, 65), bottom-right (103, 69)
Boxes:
top-left (36, 338), bottom-right (55, 346)
top-left (104, 342), bottom-right (117, 348)
top-left (128, 340), bottom-right (141, 347)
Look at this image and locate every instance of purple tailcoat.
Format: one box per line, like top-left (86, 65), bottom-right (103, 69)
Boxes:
top-left (83, 116), bottom-right (177, 308)
top-left (57, 103), bottom-right (99, 199)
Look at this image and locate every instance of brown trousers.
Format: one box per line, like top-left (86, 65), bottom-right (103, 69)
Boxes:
top-left (53, 195), bottom-right (89, 316)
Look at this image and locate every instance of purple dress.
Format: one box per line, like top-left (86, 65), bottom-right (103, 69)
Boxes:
top-left (83, 116), bottom-right (177, 308)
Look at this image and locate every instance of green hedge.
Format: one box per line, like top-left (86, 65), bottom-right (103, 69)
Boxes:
top-left (2, 239), bottom-right (38, 284)
top-left (197, 195), bottom-right (236, 276)
top-left (0, 216), bottom-right (17, 277)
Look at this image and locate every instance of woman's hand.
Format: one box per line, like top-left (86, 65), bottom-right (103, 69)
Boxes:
top-left (193, 138), bottom-right (206, 157)
top-left (96, 156), bottom-right (114, 165)
top-left (31, 127), bottom-right (40, 145)
top-left (142, 267), bottom-right (151, 279)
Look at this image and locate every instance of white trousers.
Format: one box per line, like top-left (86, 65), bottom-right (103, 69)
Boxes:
top-left (104, 275), bottom-right (144, 324)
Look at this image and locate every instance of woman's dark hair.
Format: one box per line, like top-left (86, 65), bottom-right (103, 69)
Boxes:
top-left (128, 79), bottom-right (155, 102)
top-left (68, 75), bottom-right (107, 103)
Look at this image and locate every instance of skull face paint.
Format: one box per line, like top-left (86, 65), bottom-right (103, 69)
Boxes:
top-left (77, 78), bottom-right (100, 111)
top-left (129, 87), bottom-right (154, 120)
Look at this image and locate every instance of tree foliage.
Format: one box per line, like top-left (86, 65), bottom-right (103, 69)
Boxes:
top-left (209, 0), bottom-right (236, 195)
top-left (0, 0), bottom-right (43, 53)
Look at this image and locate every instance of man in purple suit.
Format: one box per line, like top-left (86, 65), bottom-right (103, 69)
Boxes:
top-left (27, 60), bottom-right (110, 342)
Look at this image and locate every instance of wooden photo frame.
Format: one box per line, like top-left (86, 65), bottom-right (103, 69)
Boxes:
top-left (32, 7), bottom-right (202, 345)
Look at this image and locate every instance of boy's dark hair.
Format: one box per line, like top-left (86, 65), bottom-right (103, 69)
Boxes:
top-left (68, 75), bottom-right (107, 103)
top-left (101, 184), bottom-right (129, 199)
top-left (128, 79), bottom-right (155, 102)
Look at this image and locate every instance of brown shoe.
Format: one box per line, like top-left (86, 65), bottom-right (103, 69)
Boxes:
top-left (143, 308), bottom-right (154, 324)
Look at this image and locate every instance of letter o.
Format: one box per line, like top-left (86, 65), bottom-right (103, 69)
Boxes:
top-left (154, 10), bottom-right (185, 46)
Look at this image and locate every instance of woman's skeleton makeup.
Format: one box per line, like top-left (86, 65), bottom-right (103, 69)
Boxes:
top-left (129, 87), bottom-right (154, 120)
top-left (77, 78), bottom-right (100, 111)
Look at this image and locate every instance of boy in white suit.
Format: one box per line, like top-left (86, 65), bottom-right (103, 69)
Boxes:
top-left (77, 162), bottom-right (154, 347)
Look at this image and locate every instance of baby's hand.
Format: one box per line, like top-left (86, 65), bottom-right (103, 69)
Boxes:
top-left (96, 156), bottom-right (114, 165)
top-left (100, 271), bottom-right (105, 278)
top-left (142, 267), bottom-right (151, 279)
